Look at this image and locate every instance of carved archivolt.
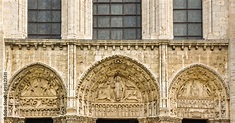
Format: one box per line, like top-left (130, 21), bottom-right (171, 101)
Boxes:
top-left (169, 65), bottom-right (228, 119)
top-left (7, 63), bottom-right (66, 117)
top-left (77, 55), bottom-right (159, 118)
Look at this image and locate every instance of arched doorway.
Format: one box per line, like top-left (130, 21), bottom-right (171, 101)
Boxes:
top-left (5, 63), bottom-right (66, 122)
top-left (169, 65), bottom-right (229, 121)
top-left (77, 55), bottom-right (160, 120)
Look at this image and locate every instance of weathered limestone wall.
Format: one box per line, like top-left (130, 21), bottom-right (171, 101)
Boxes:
top-left (142, 0), bottom-right (173, 39)
top-left (3, 40), bottom-right (230, 119)
top-left (203, 0), bottom-right (229, 39)
top-left (3, 0), bottom-right (27, 39)
top-left (0, 0), bottom-right (4, 123)
top-left (2, 0), bottom-right (230, 40)
top-left (4, 41), bottom-right (68, 88)
top-left (167, 42), bottom-right (228, 81)
top-left (1, 0), bottom-right (232, 122)
top-left (74, 42), bottom-right (160, 114)
top-left (75, 43), bottom-right (159, 81)
top-left (229, 0), bottom-right (235, 122)
top-left (62, 0), bottom-right (92, 39)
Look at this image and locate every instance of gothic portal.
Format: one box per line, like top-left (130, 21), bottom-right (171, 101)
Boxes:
top-left (77, 55), bottom-right (160, 118)
top-left (5, 63), bottom-right (66, 122)
top-left (169, 65), bottom-right (229, 119)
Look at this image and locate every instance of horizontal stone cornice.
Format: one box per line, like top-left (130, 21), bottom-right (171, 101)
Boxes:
top-left (4, 39), bottom-right (229, 51)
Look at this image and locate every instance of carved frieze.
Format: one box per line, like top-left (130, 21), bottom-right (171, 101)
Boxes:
top-left (19, 97), bottom-right (58, 109)
top-left (177, 99), bottom-right (214, 109)
top-left (92, 103), bottom-right (145, 118)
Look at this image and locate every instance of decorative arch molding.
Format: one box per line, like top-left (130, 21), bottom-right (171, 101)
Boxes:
top-left (169, 63), bottom-right (229, 96)
top-left (6, 63), bottom-right (67, 118)
top-left (7, 62), bottom-right (67, 91)
top-left (77, 55), bottom-right (160, 118)
top-left (169, 64), bottom-right (229, 119)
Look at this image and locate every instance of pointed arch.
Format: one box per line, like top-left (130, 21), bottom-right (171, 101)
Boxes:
top-left (78, 55), bottom-right (159, 90)
top-left (76, 55), bottom-right (159, 118)
top-left (6, 62), bottom-right (67, 117)
top-left (168, 63), bottom-right (229, 97)
top-left (168, 64), bottom-right (229, 119)
top-left (7, 62), bottom-right (67, 92)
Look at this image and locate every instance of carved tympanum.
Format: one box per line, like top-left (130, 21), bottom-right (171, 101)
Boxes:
top-left (77, 55), bottom-right (159, 118)
top-left (169, 65), bottom-right (228, 119)
top-left (95, 75), bottom-right (141, 103)
top-left (21, 78), bottom-right (58, 97)
top-left (177, 80), bottom-right (213, 99)
top-left (7, 64), bottom-right (66, 117)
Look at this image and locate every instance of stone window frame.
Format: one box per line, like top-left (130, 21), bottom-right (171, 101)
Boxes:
top-left (173, 0), bottom-right (203, 39)
top-left (92, 0), bottom-right (142, 40)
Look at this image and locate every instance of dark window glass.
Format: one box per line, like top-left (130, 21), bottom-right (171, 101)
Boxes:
top-left (111, 29), bottom-right (123, 39)
top-left (111, 4), bottom-right (122, 14)
top-left (93, 0), bottom-right (141, 39)
top-left (173, 0), bottom-right (202, 39)
top-left (28, 0), bottom-right (61, 39)
top-left (28, 0), bottom-right (37, 9)
top-left (111, 17), bottom-right (123, 27)
top-left (98, 29), bottom-right (110, 39)
top-left (188, 0), bottom-right (202, 9)
top-left (97, 4), bottom-right (110, 14)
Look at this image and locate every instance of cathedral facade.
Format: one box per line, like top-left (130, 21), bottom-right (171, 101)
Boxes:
top-left (0, 0), bottom-right (235, 123)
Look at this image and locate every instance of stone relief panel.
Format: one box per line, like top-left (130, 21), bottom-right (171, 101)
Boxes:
top-left (169, 65), bottom-right (228, 119)
top-left (77, 55), bottom-right (159, 118)
top-left (94, 75), bottom-right (142, 103)
top-left (7, 64), bottom-right (66, 117)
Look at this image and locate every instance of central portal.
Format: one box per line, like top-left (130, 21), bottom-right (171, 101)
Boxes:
top-left (25, 118), bottom-right (53, 123)
top-left (97, 119), bottom-right (138, 123)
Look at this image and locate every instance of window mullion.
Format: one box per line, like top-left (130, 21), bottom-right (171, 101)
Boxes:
top-left (50, 0), bottom-right (52, 38)
top-left (122, 1), bottom-right (124, 39)
top-left (186, 0), bottom-right (189, 39)
top-left (109, 1), bottom-right (111, 39)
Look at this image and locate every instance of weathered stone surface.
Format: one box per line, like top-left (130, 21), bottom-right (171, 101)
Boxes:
top-left (0, 0), bottom-right (233, 122)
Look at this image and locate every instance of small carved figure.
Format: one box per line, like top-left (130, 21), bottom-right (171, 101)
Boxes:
top-left (113, 76), bottom-right (124, 101)
top-left (96, 82), bottom-right (111, 101)
top-left (190, 81), bottom-right (200, 97)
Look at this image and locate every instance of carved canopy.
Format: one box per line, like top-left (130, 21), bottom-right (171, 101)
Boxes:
top-left (169, 65), bottom-right (228, 119)
top-left (7, 63), bottom-right (66, 117)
